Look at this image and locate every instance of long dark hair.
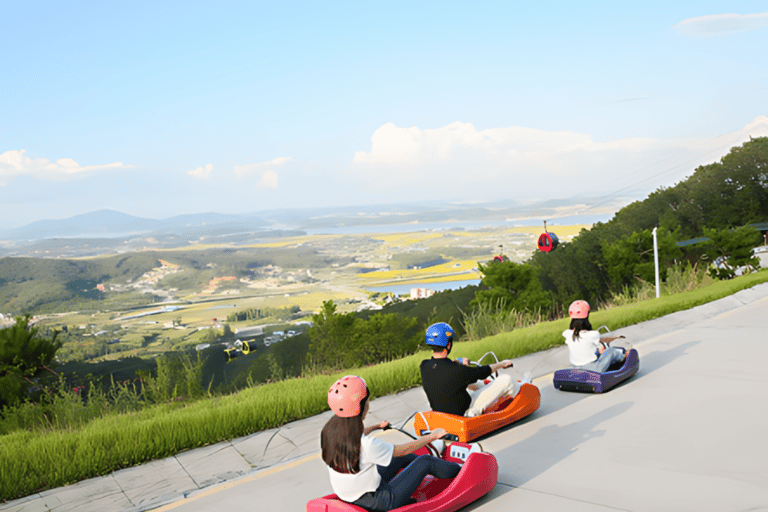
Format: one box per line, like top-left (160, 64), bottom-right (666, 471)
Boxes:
top-left (569, 317), bottom-right (592, 340)
top-left (321, 389), bottom-right (370, 474)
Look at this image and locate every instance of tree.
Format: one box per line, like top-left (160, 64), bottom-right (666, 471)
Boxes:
top-left (663, 137), bottom-right (768, 237)
top-left (360, 285), bottom-right (480, 340)
top-left (307, 301), bottom-right (423, 371)
top-left (0, 315), bottom-right (62, 408)
top-left (472, 260), bottom-right (551, 314)
top-left (701, 226), bottom-right (762, 279)
top-left (602, 227), bottom-right (682, 288)
top-left (354, 313), bottom-right (420, 364)
top-left (307, 300), bottom-right (357, 369)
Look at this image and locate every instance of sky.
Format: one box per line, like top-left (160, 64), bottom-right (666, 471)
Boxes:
top-left (2, 1), bottom-right (768, 229)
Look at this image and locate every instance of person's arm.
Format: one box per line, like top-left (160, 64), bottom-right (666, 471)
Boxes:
top-left (468, 360), bottom-right (513, 388)
top-left (364, 421), bottom-right (390, 436)
top-left (392, 428), bottom-right (447, 458)
top-left (457, 357), bottom-right (513, 373)
top-left (489, 359), bottom-right (513, 372)
top-left (599, 335), bottom-right (625, 344)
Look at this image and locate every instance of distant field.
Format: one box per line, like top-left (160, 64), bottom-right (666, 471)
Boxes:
top-left (17, 223), bottom-right (593, 363)
top-left (356, 259), bottom-right (481, 286)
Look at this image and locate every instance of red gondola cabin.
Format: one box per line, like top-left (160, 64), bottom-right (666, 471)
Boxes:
top-left (537, 232), bottom-right (559, 252)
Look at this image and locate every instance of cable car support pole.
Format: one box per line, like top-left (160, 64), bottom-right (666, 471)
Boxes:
top-left (652, 227), bottom-right (660, 298)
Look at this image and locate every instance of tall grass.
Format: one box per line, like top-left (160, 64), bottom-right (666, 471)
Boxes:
top-left (461, 299), bottom-right (546, 341)
top-left (1, 269), bottom-right (767, 503)
top-left (663, 261), bottom-right (714, 294)
top-left (601, 281), bottom-right (656, 308)
top-left (600, 262), bottom-right (715, 309)
top-left (0, 353), bottom-right (209, 436)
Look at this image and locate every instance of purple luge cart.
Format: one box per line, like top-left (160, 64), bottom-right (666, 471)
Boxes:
top-left (553, 348), bottom-right (639, 393)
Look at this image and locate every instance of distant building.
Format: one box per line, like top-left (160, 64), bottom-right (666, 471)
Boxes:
top-left (357, 302), bottom-right (383, 312)
top-left (410, 288), bottom-right (435, 299)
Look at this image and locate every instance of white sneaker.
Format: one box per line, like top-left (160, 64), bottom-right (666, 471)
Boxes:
top-left (468, 442), bottom-right (484, 455)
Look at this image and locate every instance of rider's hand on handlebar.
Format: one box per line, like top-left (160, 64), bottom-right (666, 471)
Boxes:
top-left (431, 428), bottom-right (448, 440)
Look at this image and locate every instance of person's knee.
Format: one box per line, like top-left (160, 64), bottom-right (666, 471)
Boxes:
top-left (494, 373), bottom-right (517, 395)
top-left (495, 373), bottom-right (511, 385)
top-left (412, 454), bottom-right (439, 471)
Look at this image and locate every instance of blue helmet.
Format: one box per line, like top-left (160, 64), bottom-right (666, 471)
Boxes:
top-left (426, 322), bottom-right (454, 347)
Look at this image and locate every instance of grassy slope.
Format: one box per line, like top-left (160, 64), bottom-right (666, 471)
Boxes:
top-left (2, 269), bottom-right (767, 502)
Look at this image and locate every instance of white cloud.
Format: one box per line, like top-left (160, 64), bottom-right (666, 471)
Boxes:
top-left (256, 170), bottom-right (278, 189)
top-left (673, 12), bottom-right (768, 38)
top-left (233, 156), bottom-right (292, 176)
top-left (0, 149), bottom-right (128, 184)
top-left (233, 156), bottom-right (291, 191)
top-left (188, 163), bottom-right (213, 179)
top-left (348, 117), bottom-right (768, 201)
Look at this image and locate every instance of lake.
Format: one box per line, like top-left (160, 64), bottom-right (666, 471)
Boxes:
top-left (366, 279), bottom-right (481, 296)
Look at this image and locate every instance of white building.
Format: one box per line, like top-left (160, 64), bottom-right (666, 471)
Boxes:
top-left (410, 288), bottom-right (435, 299)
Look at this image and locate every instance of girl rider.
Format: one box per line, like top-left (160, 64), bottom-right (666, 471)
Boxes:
top-left (563, 300), bottom-right (627, 372)
top-left (320, 375), bottom-right (473, 511)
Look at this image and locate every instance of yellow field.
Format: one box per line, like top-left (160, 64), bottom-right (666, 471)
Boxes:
top-left (371, 232), bottom-right (445, 245)
top-left (356, 259), bottom-right (480, 284)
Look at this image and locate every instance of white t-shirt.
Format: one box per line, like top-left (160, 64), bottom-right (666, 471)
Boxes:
top-left (562, 329), bottom-right (602, 366)
top-left (327, 434), bottom-right (394, 502)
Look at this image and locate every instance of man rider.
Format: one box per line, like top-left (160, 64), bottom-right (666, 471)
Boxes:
top-left (420, 322), bottom-right (518, 416)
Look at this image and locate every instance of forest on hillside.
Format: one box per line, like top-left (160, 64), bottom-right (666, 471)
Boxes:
top-left (0, 245), bottom-right (355, 314)
top-left (529, 136), bottom-right (768, 307)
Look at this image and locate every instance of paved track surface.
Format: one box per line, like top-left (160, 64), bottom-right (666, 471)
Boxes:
top-left (5, 284), bottom-right (768, 512)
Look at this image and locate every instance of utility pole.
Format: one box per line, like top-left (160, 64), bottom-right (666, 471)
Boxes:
top-left (652, 227), bottom-right (660, 298)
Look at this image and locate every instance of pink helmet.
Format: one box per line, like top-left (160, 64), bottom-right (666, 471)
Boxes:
top-left (568, 300), bottom-right (590, 319)
top-left (327, 375), bottom-right (368, 418)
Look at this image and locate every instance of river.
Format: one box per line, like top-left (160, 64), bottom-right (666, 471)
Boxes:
top-left (365, 279), bottom-right (481, 295)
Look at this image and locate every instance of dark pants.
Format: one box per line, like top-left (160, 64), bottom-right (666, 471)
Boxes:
top-left (352, 454), bottom-right (461, 511)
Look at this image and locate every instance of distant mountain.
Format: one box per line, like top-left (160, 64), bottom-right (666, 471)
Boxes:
top-left (0, 210), bottom-right (270, 241)
top-left (0, 210), bottom-right (160, 240)
top-left (0, 197), bottom-right (626, 247)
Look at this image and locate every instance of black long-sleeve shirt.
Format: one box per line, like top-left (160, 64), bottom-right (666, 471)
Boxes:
top-left (420, 357), bottom-right (492, 415)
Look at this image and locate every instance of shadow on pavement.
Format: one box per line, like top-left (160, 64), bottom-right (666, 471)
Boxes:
top-left (495, 401), bottom-right (634, 487)
top-left (630, 340), bottom-right (700, 383)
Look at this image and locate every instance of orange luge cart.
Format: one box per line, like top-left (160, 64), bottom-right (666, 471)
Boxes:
top-left (413, 382), bottom-right (541, 443)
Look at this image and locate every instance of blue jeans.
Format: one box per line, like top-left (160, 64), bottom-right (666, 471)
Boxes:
top-left (577, 347), bottom-right (626, 373)
top-left (352, 454), bottom-right (461, 511)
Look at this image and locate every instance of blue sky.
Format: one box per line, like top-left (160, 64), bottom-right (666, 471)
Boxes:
top-left (2, 1), bottom-right (767, 228)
